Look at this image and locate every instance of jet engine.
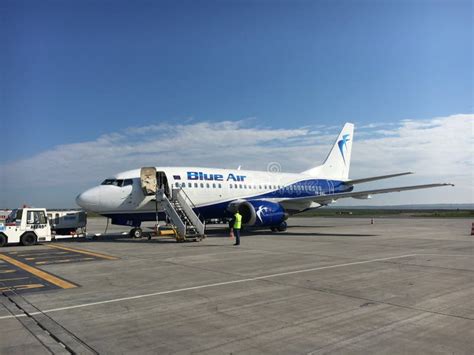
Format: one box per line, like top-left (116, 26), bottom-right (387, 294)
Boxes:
top-left (227, 200), bottom-right (288, 227)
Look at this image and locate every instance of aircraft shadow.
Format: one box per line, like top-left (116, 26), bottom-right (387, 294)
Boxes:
top-left (51, 228), bottom-right (377, 245)
top-left (204, 229), bottom-right (378, 238)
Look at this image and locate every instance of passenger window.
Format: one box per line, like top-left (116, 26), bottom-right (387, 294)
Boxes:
top-left (206, 183), bottom-right (210, 188)
top-left (175, 182), bottom-right (180, 188)
top-left (200, 183), bottom-right (204, 188)
top-left (218, 183), bottom-right (222, 188)
top-left (239, 184), bottom-right (242, 189)
top-left (194, 183), bottom-right (198, 188)
top-left (181, 183), bottom-right (186, 188)
top-left (230, 184), bottom-right (233, 189)
top-left (212, 183), bottom-right (216, 188)
top-left (188, 183), bottom-right (192, 188)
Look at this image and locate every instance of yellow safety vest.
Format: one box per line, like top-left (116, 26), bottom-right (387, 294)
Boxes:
top-left (233, 212), bottom-right (242, 229)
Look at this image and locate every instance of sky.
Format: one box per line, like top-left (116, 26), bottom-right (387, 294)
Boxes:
top-left (1, 0), bottom-right (473, 208)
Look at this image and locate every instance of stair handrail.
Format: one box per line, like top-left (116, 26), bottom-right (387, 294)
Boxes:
top-left (173, 188), bottom-right (205, 235)
top-left (156, 188), bottom-right (186, 237)
top-left (178, 187), bottom-right (205, 233)
top-left (176, 187), bottom-right (199, 212)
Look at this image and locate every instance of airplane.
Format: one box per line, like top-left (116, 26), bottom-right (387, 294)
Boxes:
top-left (76, 123), bottom-right (453, 237)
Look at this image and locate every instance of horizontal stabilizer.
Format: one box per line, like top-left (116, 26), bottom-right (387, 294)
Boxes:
top-left (345, 172), bottom-right (413, 185)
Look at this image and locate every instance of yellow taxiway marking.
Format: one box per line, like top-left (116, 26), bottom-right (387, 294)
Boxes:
top-left (0, 254), bottom-right (76, 289)
top-left (14, 251), bottom-right (68, 258)
top-left (35, 257), bottom-right (95, 265)
top-left (36, 259), bottom-right (73, 265)
top-left (0, 270), bottom-right (16, 274)
top-left (0, 277), bottom-right (29, 282)
top-left (46, 244), bottom-right (118, 260)
top-left (0, 284), bottom-right (45, 291)
top-left (25, 257), bottom-right (36, 260)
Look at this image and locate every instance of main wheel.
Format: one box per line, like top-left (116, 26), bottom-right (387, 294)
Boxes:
top-left (130, 228), bottom-right (143, 239)
top-left (21, 232), bottom-right (37, 246)
top-left (277, 221), bottom-right (287, 232)
top-left (0, 234), bottom-right (7, 247)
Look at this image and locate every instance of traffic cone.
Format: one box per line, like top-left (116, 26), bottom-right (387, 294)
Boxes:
top-left (471, 223), bottom-right (474, 236)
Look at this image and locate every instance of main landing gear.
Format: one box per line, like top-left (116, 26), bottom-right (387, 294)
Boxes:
top-left (270, 221), bottom-right (287, 232)
top-left (130, 227), bottom-right (143, 239)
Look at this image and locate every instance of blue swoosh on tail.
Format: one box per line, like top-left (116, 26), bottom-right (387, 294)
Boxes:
top-left (337, 134), bottom-right (351, 165)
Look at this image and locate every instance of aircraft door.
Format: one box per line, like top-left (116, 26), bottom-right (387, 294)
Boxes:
top-left (156, 171), bottom-right (170, 197)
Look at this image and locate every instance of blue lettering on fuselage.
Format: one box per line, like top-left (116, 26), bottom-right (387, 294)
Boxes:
top-left (187, 171), bottom-right (245, 182)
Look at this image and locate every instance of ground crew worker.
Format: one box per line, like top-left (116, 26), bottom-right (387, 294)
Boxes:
top-left (230, 211), bottom-right (242, 246)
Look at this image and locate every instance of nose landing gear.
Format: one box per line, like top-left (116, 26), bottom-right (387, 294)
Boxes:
top-left (130, 227), bottom-right (143, 239)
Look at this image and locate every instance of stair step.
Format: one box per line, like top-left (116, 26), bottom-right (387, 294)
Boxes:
top-left (156, 188), bottom-right (205, 242)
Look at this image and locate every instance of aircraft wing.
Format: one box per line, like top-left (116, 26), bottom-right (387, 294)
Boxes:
top-left (280, 183), bottom-right (454, 207)
top-left (345, 172), bottom-right (413, 185)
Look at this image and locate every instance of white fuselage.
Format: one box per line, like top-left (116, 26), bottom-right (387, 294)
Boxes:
top-left (76, 166), bottom-right (349, 226)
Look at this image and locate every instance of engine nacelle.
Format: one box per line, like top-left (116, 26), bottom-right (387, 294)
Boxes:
top-left (227, 200), bottom-right (288, 227)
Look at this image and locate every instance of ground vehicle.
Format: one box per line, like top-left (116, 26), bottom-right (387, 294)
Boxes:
top-left (47, 209), bottom-right (87, 235)
top-left (0, 208), bottom-right (52, 247)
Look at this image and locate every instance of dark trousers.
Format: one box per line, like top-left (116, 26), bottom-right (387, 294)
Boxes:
top-left (234, 228), bottom-right (240, 245)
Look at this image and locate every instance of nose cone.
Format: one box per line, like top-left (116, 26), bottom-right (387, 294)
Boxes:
top-left (76, 187), bottom-right (100, 210)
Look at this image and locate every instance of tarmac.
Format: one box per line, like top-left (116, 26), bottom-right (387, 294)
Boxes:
top-left (0, 217), bottom-right (473, 354)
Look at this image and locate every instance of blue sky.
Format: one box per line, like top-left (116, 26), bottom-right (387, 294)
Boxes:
top-left (1, 0), bottom-right (472, 207)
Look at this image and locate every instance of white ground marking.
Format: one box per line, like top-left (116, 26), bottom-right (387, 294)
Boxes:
top-left (0, 254), bottom-right (418, 320)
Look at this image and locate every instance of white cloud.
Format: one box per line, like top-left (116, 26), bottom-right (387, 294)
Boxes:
top-left (0, 114), bottom-right (472, 207)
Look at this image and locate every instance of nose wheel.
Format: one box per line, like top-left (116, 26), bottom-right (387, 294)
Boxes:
top-left (130, 228), bottom-right (143, 238)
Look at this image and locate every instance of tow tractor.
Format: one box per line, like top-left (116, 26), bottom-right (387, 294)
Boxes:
top-left (0, 208), bottom-right (53, 247)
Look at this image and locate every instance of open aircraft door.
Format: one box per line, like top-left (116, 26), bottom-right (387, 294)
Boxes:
top-left (140, 167), bottom-right (157, 195)
top-left (157, 171), bottom-right (170, 197)
top-left (140, 167), bottom-right (170, 197)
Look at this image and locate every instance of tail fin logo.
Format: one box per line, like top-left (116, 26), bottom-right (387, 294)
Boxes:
top-left (337, 134), bottom-right (351, 165)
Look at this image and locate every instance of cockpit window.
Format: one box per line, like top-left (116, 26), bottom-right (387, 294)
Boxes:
top-left (101, 179), bottom-right (133, 187)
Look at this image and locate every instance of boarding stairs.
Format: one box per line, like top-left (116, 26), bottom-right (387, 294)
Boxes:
top-left (155, 188), bottom-right (206, 242)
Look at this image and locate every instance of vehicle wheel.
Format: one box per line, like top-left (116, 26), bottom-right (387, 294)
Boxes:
top-left (0, 234), bottom-right (7, 247)
top-left (270, 227), bottom-right (278, 232)
top-left (277, 221), bottom-right (287, 232)
top-left (130, 228), bottom-right (143, 239)
top-left (21, 232), bottom-right (37, 246)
